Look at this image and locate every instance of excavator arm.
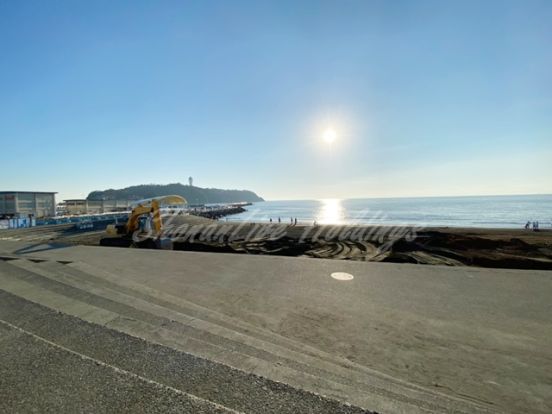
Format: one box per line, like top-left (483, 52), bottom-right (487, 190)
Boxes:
top-left (125, 200), bottom-right (164, 235)
top-left (101, 195), bottom-right (186, 247)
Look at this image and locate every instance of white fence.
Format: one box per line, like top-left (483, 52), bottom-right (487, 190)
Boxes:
top-left (0, 218), bottom-right (37, 229)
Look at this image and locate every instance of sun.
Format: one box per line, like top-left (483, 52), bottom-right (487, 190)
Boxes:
top-left (323, 128), bottom-right (337, 144)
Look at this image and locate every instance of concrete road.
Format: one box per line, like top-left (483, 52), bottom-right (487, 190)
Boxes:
top-left (1, 240), bottom-right (551, 413)
top-left (0, 318), bottom-right (232, 414)
top-left (0, 289), bottom-right (371, 414)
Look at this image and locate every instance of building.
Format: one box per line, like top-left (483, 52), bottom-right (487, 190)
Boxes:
top-left (0, 191), bottom-right (57, 218)
top-left (62, 199), bottom-right (132, 216)
top-left (62, 199), bottom-right (89, 215)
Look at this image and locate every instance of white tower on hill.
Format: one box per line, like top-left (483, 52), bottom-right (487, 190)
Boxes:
top-left (188, 176), bottom-right (193, 186)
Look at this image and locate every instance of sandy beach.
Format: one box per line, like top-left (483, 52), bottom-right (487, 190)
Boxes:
top-left (4, 215), bottom-right (550, 270)
top-left (160, 216), bottom-right (552, 270)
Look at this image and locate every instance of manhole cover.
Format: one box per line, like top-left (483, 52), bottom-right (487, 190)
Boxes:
top-left (331, 272), bottom-right (354, 281)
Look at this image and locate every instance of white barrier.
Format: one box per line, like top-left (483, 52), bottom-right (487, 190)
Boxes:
top-left (0, 218), bottom-right (37, 229)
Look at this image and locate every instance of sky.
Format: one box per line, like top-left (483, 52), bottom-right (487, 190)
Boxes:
top-left (1, 0), bottom-right (551, 201)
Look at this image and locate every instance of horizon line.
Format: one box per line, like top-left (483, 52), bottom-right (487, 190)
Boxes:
top-left (263, 192), bottom-right (552, 202)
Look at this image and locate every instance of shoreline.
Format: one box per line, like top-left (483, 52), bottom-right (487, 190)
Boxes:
top-left (2, 215), bottom-right (551, 270)
top-left (161, 217), bottom-right (552, 270)
top-left (224, 218), bottom-right (552, 232)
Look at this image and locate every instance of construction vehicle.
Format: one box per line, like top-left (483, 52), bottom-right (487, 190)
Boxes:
top-left (100, 195), bottom-right (187, 248)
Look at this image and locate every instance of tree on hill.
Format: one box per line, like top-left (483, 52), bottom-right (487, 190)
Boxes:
top-left (87, 183), bottom-right (264, 205)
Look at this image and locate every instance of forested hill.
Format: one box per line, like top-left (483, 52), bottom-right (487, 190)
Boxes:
top-left (87, 183), bottom-right (264, 204)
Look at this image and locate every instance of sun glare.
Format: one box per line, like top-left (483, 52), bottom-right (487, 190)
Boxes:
top-left (323, 128), bottom-right (337, 144)
top-left (317, 199), bottom-right (344, 224)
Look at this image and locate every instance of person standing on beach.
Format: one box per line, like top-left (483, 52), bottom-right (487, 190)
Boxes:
top-left (269, 218), bottom-right (272, 223)
top-left (278, 217), bottom-right (281, 223)
top-left (294, 218), bottom-right (297, 226)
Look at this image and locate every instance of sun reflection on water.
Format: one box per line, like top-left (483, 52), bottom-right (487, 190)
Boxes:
top-left (316, 199), bottom-right (345, 224)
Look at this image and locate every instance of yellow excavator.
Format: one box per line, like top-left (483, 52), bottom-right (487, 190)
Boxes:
top-left (100, 195), bottom-right (187, 248)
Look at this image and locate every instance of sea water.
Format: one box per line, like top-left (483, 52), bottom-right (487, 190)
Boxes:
top-left (227, 194), bottom-right (552, 228)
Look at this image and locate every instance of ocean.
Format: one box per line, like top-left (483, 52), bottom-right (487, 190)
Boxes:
top-left (227, 194), bottom-right (552, 228)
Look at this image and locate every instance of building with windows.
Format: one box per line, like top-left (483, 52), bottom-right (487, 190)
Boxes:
top-left (61, 199), bottom-right (132, 216)
top-left (0, 191), bottom-right (57, 218)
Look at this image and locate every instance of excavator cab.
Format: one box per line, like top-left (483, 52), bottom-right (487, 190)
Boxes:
top-left (101, 195), bottom-right (187, 248)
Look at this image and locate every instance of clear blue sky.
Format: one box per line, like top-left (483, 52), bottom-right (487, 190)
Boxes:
top-left (1, 0), bottom-right (551, 201)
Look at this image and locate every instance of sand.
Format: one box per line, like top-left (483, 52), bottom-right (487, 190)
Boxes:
top-left (5, 215), bottom-right (551, 270)
top-left (161, 216), bottom-right (552, 270)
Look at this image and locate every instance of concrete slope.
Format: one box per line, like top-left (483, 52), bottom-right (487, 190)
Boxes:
top-left (44, 245), bottom-right (549, 414)
top-left (1, 241), bottom-right (551, 413)
top-left (0, 288), bottom-right (370, 414)
top-left (0, 259), bottom-right (491, 414)
top-left (0, 319), bottom-right (235, 414)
